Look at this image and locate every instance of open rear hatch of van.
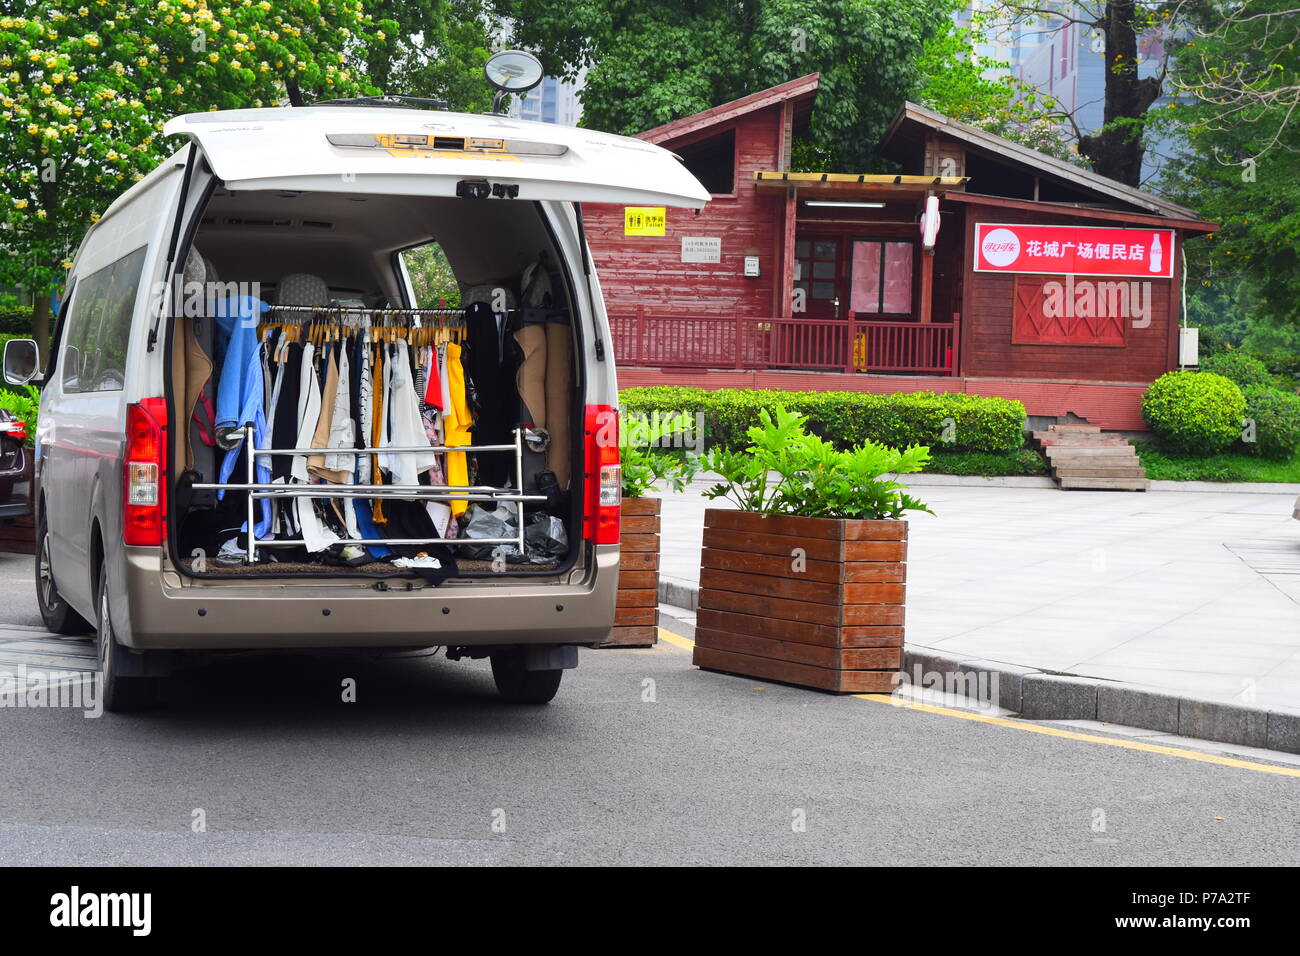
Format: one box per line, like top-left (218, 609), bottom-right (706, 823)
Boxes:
top-left (159, 108), bottom-right (707, 587)
top-left (162, 107), bottom-right (711, 206)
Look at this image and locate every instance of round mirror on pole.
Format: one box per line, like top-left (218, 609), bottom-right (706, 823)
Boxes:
top-left (485, 49), bottom-right (545, 114)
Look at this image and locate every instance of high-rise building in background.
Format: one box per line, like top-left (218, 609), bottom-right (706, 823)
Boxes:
top-left (508, 70), bottom-right (585, 126)
top-left (952, 0), bottom-right (1044, 80)
top-left (956, 2), bottom-right (1180, 185)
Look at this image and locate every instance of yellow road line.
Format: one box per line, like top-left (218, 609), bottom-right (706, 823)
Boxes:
top-left (655, 627), bottom-right (694, 652)
top-left (655, 624), bottom-right (1300, 778)
top-left (855, 694), bottom-right (1300, 778)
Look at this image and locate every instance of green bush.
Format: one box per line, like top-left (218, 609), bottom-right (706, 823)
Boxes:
top-left (1142, 371), bottom-right (1245, 454)
top-left (1263, 354), bottom-right (1300, 386)
top-left (926, 448), bottom-right (1047, 476)
top-left (1199, 352), bottom-right (1291, 392)
top-left (620, 387), bottom-right (1025, 453)
top-left (1240, 385), bottom-right (1300, 460)
top-left (0, 310), bottom-right (33, 336)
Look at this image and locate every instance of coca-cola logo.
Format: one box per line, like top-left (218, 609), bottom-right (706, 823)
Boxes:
top-left (981, 228), bottom-right (1020, 268)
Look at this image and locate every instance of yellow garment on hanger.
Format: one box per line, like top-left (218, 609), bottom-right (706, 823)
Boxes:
top-left (443, 340), bottom-right (472, 517)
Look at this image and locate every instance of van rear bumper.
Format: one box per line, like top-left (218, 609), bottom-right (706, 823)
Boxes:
top-left (120, 546), bottom-right (620, 650)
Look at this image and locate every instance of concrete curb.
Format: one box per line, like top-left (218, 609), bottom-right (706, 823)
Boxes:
top-left (900, 646), bottom-right (1300, 755)
top-left (1148, 479), bottom-right (1300, 495)
top-left (659, 577), bottom-right (700, 611)
top-left (659, 579), bottom-right (1300, 755)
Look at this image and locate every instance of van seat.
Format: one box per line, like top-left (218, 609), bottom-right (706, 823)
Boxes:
top-left (275, 273), bottom-right (330, 307)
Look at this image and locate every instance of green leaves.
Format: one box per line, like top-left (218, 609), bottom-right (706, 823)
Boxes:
top-left (502, 0), bottom-right (953, 170)
top-left (1142, 371), bottom-right (1246, 455)
top-left (698, 406), bottom-right (931, 520)
top-left (0, 0), bottom-right (388, 306)
top-left (620, 410), bottom-right (700, 498)
top-left (620, 386), bottom-right (1026, 454)
top-left (0, 381), bottom-right (39, 446)
top-left (1159, 0), bottom-right (1300, 331)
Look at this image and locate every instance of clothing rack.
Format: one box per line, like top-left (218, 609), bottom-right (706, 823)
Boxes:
top-left (191, 426), bottom-right (546, 564)
top-left (265, 304), bottom-right (466, 321)
top-left (192, 302), bottom-right (532, 565)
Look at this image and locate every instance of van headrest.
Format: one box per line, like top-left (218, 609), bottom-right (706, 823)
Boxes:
top-left (183, 247), bottom-right (206, 286)
top-left (275, 273), bottom-right (329, 307)
top-left (462, 283), bottom-right (517, 311)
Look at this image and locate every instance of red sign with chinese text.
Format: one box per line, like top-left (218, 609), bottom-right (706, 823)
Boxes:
top-left (974, 223), bottom-right (1174, 278)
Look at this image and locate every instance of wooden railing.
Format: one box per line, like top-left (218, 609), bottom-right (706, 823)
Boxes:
top-left (609, 310), bottom-right (958, 376)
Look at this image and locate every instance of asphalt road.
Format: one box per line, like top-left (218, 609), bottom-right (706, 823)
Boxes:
top-left (1, 549), bottom-right (1297, 866)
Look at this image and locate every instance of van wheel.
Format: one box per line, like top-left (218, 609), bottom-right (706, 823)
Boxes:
top-left (35, 512), bottom-right (91, 635)
top-left (490, 650), bottom-right (563, 705)
top-left (96, 557), bottom-right (156, 712)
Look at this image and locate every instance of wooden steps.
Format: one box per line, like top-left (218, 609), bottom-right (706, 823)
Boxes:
top-left (1030, 424), bottom-right (1148, 491)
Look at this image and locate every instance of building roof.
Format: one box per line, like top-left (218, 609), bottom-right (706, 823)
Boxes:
top-left (637, 73), bottom-right (820, 148)
top-left (883, 101), bottom-right (1202, 221)
top-left (943, 191), bottom-right (1217, 234)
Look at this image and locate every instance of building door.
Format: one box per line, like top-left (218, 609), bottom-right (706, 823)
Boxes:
top-left (849, 239), bottom-right (915, 319)
top-left (793, 236), bottom-right (844, 320)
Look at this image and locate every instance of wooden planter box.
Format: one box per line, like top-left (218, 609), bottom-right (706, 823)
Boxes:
top-left (0, 514), bottom-right (36, 556)
top-left (595, 496), bottom-right (660, 648)
top-left (693, 509), bottom-right (905, 692)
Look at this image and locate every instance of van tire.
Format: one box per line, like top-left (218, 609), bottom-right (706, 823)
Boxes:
top-left (35, 511), bottom-right (91, 635)
top-left (491, 650), bottom-right (563, 705)
top-left (96, 557), bottom-right (157, 712)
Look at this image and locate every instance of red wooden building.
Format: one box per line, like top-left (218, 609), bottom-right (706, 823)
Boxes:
top-left (583, 74), bottom-right (1217, 430)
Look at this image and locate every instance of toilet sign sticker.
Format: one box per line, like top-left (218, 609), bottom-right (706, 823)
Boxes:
top-left (624, 206), bottom-right (666, 236)
top-left (974, 223), bottom-right (1174, 278)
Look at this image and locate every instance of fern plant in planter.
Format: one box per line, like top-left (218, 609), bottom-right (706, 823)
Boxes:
top-left (693, 407), bottom-right (931, 692)
top-left (598, 412), bottom-right (699, 649)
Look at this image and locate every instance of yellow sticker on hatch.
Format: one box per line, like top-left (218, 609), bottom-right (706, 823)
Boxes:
top-left (624, 207), bottom-right (666, 236)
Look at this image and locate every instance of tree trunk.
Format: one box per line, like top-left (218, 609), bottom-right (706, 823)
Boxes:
top-left (31, 295), bottom-right (51, 368)
top-left (1077, 0), bottom-right (1163, 187)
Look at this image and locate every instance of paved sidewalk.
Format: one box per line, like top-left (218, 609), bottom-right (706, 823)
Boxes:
top-left (659, 482), bottom-right (1300, 714)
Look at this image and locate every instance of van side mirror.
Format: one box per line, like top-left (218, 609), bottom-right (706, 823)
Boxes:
top-left (3, 338), bottom-right (40, 386)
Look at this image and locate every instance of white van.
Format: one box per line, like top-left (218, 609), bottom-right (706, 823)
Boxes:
top-left (3, 91), bottom-right (709, 711)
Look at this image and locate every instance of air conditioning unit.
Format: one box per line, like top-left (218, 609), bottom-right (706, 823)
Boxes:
top-left (1179, 326), bottom-right (1199, 367)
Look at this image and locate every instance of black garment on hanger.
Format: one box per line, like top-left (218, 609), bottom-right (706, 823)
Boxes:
top-left (350, 330), bottom-right (365, 452)
top-left (383, 499), bottom-right (458, 586)
top-left (270, 337), bottom-right (302, 481)
top-left (464, 302), bottom-right (521, 487)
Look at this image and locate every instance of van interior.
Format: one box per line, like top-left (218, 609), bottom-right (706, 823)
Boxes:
top-left (168, 187), bottom-right (584, 582)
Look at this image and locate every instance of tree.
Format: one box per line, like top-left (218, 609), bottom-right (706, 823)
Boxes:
top-left (983, 1), bottom-right (1177, 186)
top-left (914, 17), bottom-right (1085, 163)
top-left (402, 242), bottom-right (461, 307)
top-left (361, 0), bottom-right (498, 111)
top-left (498, 0), bottom-right (957, 171)
top-left (1161, 0), bottom-right (1300, 332)
top-left (0, 1), bottom-right (386, 356)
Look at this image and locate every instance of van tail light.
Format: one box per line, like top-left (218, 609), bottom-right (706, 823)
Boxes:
top-left (583, 404), bottom-right (620, 545)
top-left (123, 398), bottom-right (168, 546)
top-left (0, 421), bottom-right (24, 442)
